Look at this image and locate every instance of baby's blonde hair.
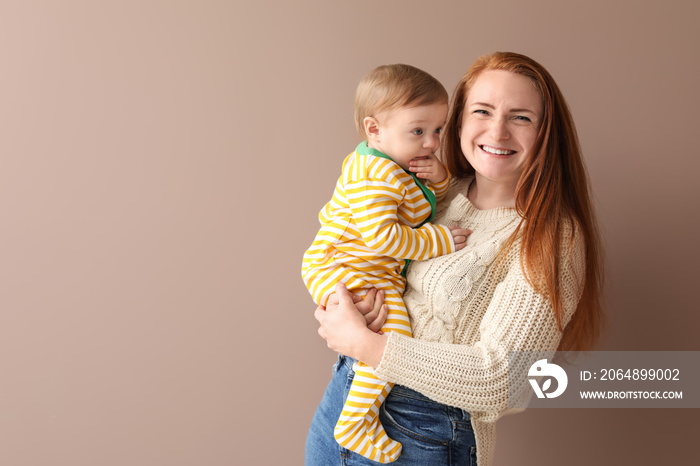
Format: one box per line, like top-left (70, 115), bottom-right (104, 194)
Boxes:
top-left (354, 64), bottom-right (448, 140)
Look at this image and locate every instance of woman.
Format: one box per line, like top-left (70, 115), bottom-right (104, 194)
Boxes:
top-left (307, 52), bottom-right (604, 466)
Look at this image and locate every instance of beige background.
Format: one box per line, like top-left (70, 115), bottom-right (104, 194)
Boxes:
top-left (1, 1), bottom-right (698, 465)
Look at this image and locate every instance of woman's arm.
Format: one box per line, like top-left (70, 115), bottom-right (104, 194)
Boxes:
top-left (316, 231), bottom-right (586, 417)
top-left (375, 232), bottom-right (586, 416)
top-left (315, 283), bottom-right (389, 367)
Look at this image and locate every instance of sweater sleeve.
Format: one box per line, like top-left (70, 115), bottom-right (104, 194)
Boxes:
top-left (374, 229), bottom-right (586, 420)
top-left (345, 175), bottom-right (456, 261)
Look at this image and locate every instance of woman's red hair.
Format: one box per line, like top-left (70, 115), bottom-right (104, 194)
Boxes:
top-left (443, 52), bottom-right (604, 352)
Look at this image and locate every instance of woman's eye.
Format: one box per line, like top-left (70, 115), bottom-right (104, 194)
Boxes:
top-left (474, 109), bottom-right (489, 116)
top-left (412, 129), bottom-right (423, 135)
top-left (515, 115), bottom-right (532, 122)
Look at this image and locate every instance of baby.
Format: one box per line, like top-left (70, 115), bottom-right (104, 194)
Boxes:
top-left (302, 64), bottom-right (469, 463)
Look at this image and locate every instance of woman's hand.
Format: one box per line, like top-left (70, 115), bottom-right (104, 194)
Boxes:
top-left (325, 288), bottom-right (388, 333)
top-left (314, 283), bottom-right (389, 367)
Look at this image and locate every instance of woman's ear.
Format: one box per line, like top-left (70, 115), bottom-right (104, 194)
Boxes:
top-left (364, 116), bottom-right (381, 143)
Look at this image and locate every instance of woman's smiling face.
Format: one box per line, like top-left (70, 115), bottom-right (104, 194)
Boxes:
top-left (459, 70), bottom-right (543, 188)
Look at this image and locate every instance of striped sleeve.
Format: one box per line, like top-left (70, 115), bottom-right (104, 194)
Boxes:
top-left (345, 160), bottom-right (456, 261)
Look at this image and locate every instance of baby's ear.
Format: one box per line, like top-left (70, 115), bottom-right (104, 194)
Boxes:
top-left (363, 116), bottom-right (381, 142)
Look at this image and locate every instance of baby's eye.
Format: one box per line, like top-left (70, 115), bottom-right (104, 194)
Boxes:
top-left (412, 129), bottom-right (423, 135)
top-left (434, 127), bottom-right (443, 134)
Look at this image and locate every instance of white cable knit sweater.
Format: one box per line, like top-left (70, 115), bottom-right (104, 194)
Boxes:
top-left (374, 177), bottom-right (586, 466)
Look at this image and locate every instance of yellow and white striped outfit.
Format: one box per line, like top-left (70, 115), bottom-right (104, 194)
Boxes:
top-left (302, 141), bottom-right (456, 463)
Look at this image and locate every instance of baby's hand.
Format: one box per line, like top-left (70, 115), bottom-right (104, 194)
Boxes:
top-left (409, 155), bottom-right (448, 184)
top-left (448, 226), bottom-right (472, 251)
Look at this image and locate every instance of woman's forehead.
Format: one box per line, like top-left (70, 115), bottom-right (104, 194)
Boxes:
top-left (466, 70), bottom-right (542, 110)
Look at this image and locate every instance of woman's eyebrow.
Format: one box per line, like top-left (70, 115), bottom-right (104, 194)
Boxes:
top-left (509, 108), bottom-right (537, 114)
top-left (470, 102), bottom-right (536, 114)
top-left (470, 101), bottom-right (495, 109)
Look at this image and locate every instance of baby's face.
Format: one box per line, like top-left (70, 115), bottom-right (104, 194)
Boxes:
top-left (370, 103), bottom-right (448, 171)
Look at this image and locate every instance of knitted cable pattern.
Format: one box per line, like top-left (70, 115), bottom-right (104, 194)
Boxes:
top-left (374, 177), bottom-right (586, 466)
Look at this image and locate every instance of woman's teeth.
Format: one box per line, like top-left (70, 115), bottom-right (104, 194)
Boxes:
top-left (481, 145), bottom-right (515, 155)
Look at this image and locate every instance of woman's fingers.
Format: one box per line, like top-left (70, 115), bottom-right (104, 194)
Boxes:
top-left (357, 288), bottom-right (376, 312)
top-left (352, 291), bottom-right (365, 304)
top-left (334, 283), bottom-right (355, 306)
top-left (367, 304), bottom-right (388, 333)
top-left (361, 290), bottom-right (384, 323)
top-left (362, 290), bottom-right (387, 333)
top-left (326, 288), bottom-right (369, 307)
top-left (326, 285), bottom-right (387, 333)
top-left (354, 288), bottom-right (379, 315)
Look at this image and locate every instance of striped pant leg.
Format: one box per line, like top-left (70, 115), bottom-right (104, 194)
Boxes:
top-left (333, 289), bottom-right (411, 463)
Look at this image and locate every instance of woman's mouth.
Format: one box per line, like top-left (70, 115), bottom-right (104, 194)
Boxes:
top-left (479, 145), bottom-right (516, 156)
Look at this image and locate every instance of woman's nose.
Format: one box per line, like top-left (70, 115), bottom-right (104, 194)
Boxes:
top-left (490, 118), bottom-right (510, 140)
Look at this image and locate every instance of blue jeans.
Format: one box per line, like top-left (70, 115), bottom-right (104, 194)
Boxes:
top-left (306, 355), bottom-right (477, 465)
